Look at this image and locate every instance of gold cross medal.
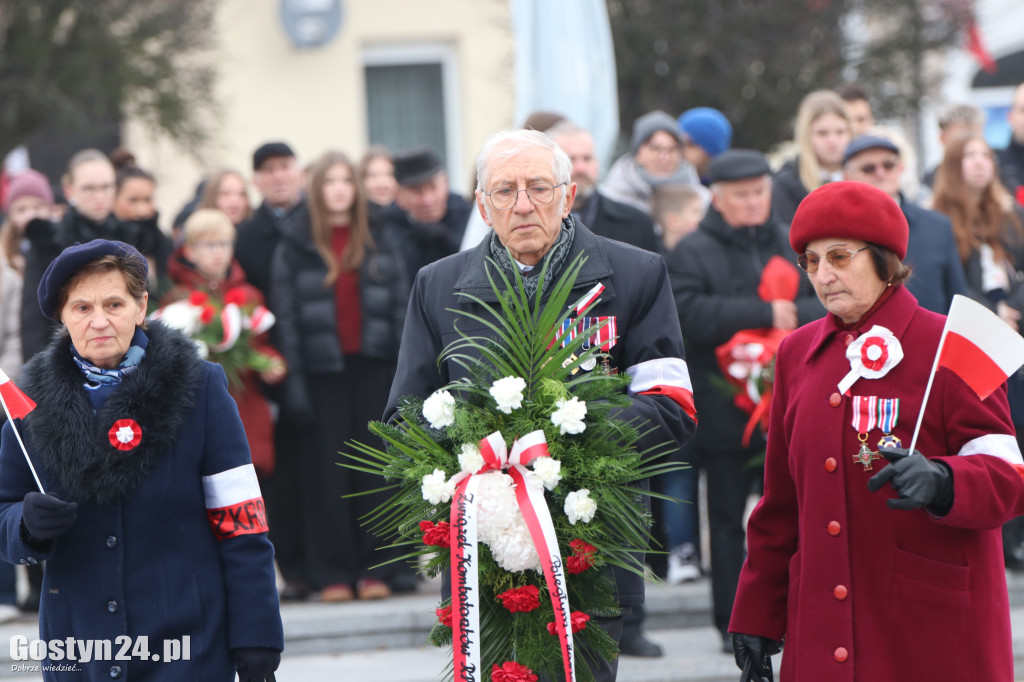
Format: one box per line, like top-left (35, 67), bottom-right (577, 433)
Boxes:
top-left (851, 396), bottom-right (880, 470)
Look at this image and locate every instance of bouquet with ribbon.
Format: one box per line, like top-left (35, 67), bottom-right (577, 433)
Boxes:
top-left (345, 255), bottom-right (680, 682)
top-left (149, 287), bottom-right (277, 386)
top-left (714, 255), bottom-right (801, 446)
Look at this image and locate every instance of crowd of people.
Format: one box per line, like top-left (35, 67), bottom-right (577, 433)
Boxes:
top-left (0, 78), bottom-right (1023, 679)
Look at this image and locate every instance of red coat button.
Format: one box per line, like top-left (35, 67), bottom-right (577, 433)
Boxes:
top-left (827, 521), bottom-right (841, 536)
top-left (829, 392), bottom-right (842, 407)
top-left (833, 584), bottom-right (848, 600)
top-left (834, 646), bottom-right (849, 662)
top-left (825, 457), bottom-right (837, 472)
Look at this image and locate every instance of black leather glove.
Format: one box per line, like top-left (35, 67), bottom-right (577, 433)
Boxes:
top-left (731, 632), bottom-right (781, 682)
top-left (21, 492), bottom-right (78, 541)
top-left (233, 647), bottom-right (280, 682)
top-left (867, 447), bottom-right (953, 513)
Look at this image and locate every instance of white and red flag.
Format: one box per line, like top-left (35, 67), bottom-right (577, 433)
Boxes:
top-left (937, 295), bottom-right (1024, 400)
top-left (908, 295), bottom-right (1024, 454)
top-left (0, 369), bottom-right (36, 420)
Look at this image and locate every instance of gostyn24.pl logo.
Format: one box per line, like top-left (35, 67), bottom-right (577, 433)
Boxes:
top-left (10, 635), bottom-right (191, 663)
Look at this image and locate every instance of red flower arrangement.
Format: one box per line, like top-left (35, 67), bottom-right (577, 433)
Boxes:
top-left (497, 585), bottom-right (540, 613)
top-left (565, 539), bottom-right (596, 575)
top-left (546, 611), bottom-right (590, 635)
top-left (491, 661), bottom-right (538, 682)
top-left (436, 605), bottom-right (453, 628)
top-left (419, 520), bottom-right (451, 548)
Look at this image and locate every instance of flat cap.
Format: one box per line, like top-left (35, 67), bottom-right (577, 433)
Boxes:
top-left (843, 135), bottom-right (900, 165)
top-left (708, 149), bottom-right (771, 183)
top-left (252, 142), bottom-right (295, 171)
top-left (392, 147), bottom-right (444, 186)
top-left (38, 240), bottom-right (148, 321)
top-left (789, 181), bottom-right (908, 260)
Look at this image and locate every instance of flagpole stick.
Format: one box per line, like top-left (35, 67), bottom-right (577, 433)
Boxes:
top-left (0, 391), bottom-right (45, 494)
top-left (907, 322), bottom-right (951, 455)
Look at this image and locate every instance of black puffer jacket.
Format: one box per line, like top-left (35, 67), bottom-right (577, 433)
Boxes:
top-left (270, 216), bottom-right (409, 419)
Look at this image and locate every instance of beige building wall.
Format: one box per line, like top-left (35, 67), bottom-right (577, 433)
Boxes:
top-left (125, 0), bottom-right (517, 233)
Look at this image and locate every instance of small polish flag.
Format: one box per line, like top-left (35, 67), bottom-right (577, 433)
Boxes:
top-left (938, 295), bottom-right (1024, 400)
top-left (0, 369), bottom-right (36, 420)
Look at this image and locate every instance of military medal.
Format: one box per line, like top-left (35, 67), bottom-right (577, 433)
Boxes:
top-left (851, 396), bottom-right (880, 470)
top-left (556, 284), bottom-right (617, 374)
top-left (876, 398), bottom-right (901, 449)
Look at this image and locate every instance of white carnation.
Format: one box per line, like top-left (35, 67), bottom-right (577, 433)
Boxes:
top-left (531, 457), bottom-right (562, 491)
top-left (551, 397), bottom-right (587, 435)
top-left (152, 301), bottom-right (199, 335)
top-left (421, 468), bottom-right (454, 505)
top-left (564, 488), bottom-right (597, 525)
top-left (422, 390), bottom-right (456, 429)
top-left (489, 376), bottom-right (526, 414)
top-left (458, 443), bottom-right (485, 474)
top-left (475, 472), bottom-right (541, 572)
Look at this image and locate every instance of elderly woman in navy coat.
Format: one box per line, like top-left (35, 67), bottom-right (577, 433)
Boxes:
top-left (0, 240), bottom-right (282, 681)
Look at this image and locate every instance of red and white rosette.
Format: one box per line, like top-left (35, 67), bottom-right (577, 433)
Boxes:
top-left (838, 324), bottom-right (904, 394)
top-left (449, 430), bottom-right (576, 682)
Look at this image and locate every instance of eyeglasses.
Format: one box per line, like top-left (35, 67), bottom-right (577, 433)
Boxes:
top-left (796, 246), bottom-right (870, 273)
top-left (192, 240), bottom-right (234, 251)
top-left (78, 183), bottom-right (115, 195)
top-left (852, 159), bottom-right (899, 175)
top-left (485, 183), bottom-right (566, 210)
top-left (642, 143), bottom-right (680, 156)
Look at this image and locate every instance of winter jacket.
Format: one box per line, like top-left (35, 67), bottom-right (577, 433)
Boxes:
top-left (666, 207), bottom-right (823, 452)
top-left (601, 154), bottom-right (700, 215)
top-left (730, 285), bottom-right (1024, 681)
top-left (271, 217), bottom-right (410, 420)
top-left (385, 220), bottom-right (697, 606)
top-left (235, 199), bottom-right (308, 300)
top-left (573, 191), bottom-right (661, 253)
top-left (899, 197), bottom-right (968, 314)
top-left (0, 322), bottom-right (283, 681)
top-left (770, 157), bottom-right (808, 225)
top-left (382, 193), bottom-right (471, 277)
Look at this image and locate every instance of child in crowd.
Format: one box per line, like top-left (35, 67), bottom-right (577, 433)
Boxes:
top-left (652, 184), bottom-right (706, 253)
top-left (162, 208), bottom-right (286, 477)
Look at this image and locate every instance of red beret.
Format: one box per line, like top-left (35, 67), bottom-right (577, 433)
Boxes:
top-left (789, 181), bottom-right (908, 260)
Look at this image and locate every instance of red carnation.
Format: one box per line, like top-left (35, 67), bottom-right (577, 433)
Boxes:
top-left (491, 661), bottom-right (538, 682)
top-left (188, 290), bottom-right (209, 306)
top-left (546, 610), bottom-right (590, 635)
top-left (497, 585), bottom-right (540, 613)
top-left (435, 605), bottom-right (453, 628)
top-left (200, 305), bottom-right (216, 325)
top-left (223, 287), bottom-right (248, 307)
top-left (566, 539), bottom-right (596, 575)
top-left (419, 520), bottom-right (451, 548)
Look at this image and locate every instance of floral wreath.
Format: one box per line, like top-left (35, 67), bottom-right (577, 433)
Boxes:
top-left (346, 254), bottom-right (681, 682)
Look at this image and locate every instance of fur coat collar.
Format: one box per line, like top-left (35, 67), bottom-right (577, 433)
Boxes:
top-left (18, 322), bottom-right (203, 505)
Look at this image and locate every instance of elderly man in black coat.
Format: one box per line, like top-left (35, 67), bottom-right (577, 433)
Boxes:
top-left (387, 129), bottom-right (697, 682)
top-left (666, 150), bottom-right (824, 653)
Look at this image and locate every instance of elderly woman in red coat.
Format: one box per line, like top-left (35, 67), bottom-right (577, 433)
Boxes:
top-left (729, 181), bottom-right (1024, 681)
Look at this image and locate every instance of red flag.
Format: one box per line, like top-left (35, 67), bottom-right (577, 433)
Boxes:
top-left (0, 369), bottom-right (35, 420)
top-left (937, 296), bottom-right (1024, 400)
top-left (966, 21), bottom-right (997, 74)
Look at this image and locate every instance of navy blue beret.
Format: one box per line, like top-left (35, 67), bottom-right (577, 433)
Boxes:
top-left (38, 240), bottom-right (148, 320)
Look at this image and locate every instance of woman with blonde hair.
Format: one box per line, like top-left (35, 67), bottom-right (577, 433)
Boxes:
top-left (199, 168), bottom-right (253, 226)
top-left (270, 150), bottom-right (410, 602)
top-left (773, 89), bottom-right (854, 223)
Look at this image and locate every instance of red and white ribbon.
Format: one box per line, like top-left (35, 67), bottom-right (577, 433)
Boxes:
top-left (209, 303), bottom-right (242, 352)
top-left (573, 283), bottom-right (605, 316)
top-left (449, 430), bottom-right (576, 682)
top-left (245, 304), bottom-right (276, 335)
top-left (838, 325), bottom-right (904, 394)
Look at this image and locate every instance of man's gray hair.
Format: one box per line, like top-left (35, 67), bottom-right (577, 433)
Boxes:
top-left (937, 103), bottom-right (985, 131)
top-left (476, 129), bottom-right (572, 191)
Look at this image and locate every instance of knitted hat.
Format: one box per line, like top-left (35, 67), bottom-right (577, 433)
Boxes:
top-left (789, 181), bottom-right (908, 260)
top-left (708, 149), bottom-right (771, 183)
top-left (3, 170), bottom-right (54, 213)
top-left (630, 111), bottom-right (683, 154)
top-left (38, 240), bottom-right (148, 320)
top-left (677, 107), bottom-right (733, 157)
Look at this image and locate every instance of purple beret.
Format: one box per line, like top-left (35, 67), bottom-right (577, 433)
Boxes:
top-left (38, 240), bottom-right (148, 320)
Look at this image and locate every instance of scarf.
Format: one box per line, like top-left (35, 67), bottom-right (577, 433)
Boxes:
top-left (488, 215), bottom-right (577, 299)
top-left (71, 328), bottom-right (149, 410)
